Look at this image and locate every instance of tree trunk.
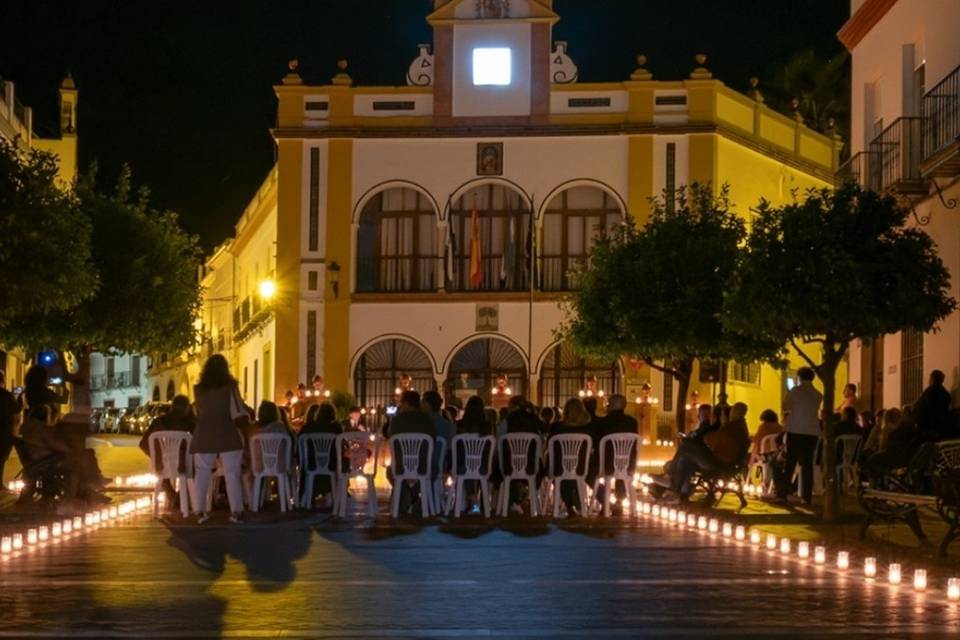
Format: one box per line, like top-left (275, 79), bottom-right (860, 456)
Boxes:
top-left (717, 359), bottom-right (729, 408)
top-left (673, 358), bottom-right (694, 434)
top-left (819, 352), bottom-right (841, 523)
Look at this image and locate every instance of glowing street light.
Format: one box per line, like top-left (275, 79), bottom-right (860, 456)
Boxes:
top-left (258, 279), bottom-right (277, 301)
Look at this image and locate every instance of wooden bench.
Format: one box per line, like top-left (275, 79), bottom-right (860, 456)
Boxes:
top-left (858, 439), bottom-right (960, 556)
top-left (692, 453), bottom-right (751, 509)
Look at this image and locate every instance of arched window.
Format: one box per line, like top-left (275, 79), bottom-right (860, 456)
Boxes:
top-left (165, 380), bottom-right (175, 402)
top-left (540, 186), bottom-right (623, 291)
top-left (449, 184), bottom-right (530, 291)
top-left (353, 339), bottom-right (436, 411)
top-left (538, 342), bottom-right (620, 409)
top-left (356, 187), bottom-right (437, 292)
top-left (152, 386), bottom-right (161, 402)
top-left (446, 338), bottom-right (526, 405)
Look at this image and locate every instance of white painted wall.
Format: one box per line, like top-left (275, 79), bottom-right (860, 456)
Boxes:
top-left (849, 0), bottom-right (960, 155)
top-left (452, 22), bottom-right (532, 117)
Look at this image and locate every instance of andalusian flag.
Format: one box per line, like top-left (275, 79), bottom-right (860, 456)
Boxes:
top-left (469, 195), bottom-right (483, 288)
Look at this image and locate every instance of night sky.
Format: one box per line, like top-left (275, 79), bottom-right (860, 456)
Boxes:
top-left (0, 0), bottom-right (848, 250)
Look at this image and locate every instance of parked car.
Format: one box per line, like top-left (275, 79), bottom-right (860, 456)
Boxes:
top-left (102, 408), bottom-right (122, 433)
top-left (89, 408), bottom-right (103, 433)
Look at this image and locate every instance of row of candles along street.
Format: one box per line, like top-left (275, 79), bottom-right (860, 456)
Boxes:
top-left (3, 471), bottom-right (959, 604)
top-left (0, 480), bottom-right (159, 559)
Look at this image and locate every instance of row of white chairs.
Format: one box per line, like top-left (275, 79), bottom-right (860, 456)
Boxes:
top-left (147, 430), bottom-right (641, 520)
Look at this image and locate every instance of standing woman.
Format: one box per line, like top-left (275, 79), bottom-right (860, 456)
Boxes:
top-left (191, 354), bottom-right (246, 524)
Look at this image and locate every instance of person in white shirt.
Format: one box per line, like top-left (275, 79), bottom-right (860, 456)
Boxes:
top-left (775, 367), bottom-right (822, 505)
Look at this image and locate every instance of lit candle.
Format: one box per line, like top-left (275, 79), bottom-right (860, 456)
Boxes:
top-left (697, 516), bottom-right (708, 530)
top-left (63, 519), bottom-right (72, 534)
top-left (642, 502), bottom-right (652, 515)
top-left (100, 508), bottom-right (110, 522)
top-left (865, 557), bottom-right (877, 578)
top-left (73, 516), bottom-right (83, 530)
top-left (708, 519), bottom-right (719, 534)
top-left (766, 534), bottom-right (778, 550)
top-left (38, 526), bottom-right (48, 542)
top-left (913, 569), bottom-right (927, 591)
top-left (676, 510), bottom-right (685, 524)
top-left (948, 578), bottom-right (960, 601)
top-left (1, 536), bottom-right (11, 554)
top-left (837, 551), bottom-right (849, 570)
top-left (12, 534), bottom-right (23, 550)
top-left (687, 514), bottom-right (697, 528)
top-left (735, 526), bottom-right (746, 541)
top-left (26, 529), bottom-right (38, 545)
top-left (109, 507), bottom-right (118, 519)
top-left (651, 504), bottom-right (660, 517)
top-left (798, 541), bottom-right (810, 559)
top-left (51, 522), bottom-right (62, 538)
top-left (722, 523), bottom-right (733, 538)
top-left (780, 538), bottom-right (791, 554)
top-left (84, 513), bottom-right (94, 527)
top-left (751, 530), bottom-right (762, 545)
top-left (888, 563), bottom-right (902, 585)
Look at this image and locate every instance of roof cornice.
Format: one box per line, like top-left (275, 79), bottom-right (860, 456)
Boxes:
top-left (837, 0), bottom-right (898, 51)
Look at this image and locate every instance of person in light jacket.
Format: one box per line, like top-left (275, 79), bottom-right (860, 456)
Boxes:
top-left (775, 367), bottom-right (822, 505)
top-left (191, 354), bottom-right (247, 524)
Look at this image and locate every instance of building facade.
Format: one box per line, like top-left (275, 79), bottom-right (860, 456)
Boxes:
top-left (840, 0), bottom-right (960, 412)
top-left (158, 0), bottom-right (842, 431)
top-left (0, 73), bottom-right (78, 390)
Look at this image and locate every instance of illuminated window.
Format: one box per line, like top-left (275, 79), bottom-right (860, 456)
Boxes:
top-left (472, 47), bottom-right (511, 86)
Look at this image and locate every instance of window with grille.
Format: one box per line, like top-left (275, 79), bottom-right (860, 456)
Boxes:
top-left (356, 187), bottom-right (437, 292)
top-left (538, 342), bottom-right (620, 409)
top-left (901, 328), bottom-right (924, 406)
top-left (729, 361), bottom-right (761, 385)
top-left (540, 187), bottom-right (622, 291)
top-left (662, 372), bottom-right (674, 412)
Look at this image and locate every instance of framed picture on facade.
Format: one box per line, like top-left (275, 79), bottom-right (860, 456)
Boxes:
top-left (476, 142), bottom-right (503, 176)
top-left (476, 303), bottom-right (499, 331)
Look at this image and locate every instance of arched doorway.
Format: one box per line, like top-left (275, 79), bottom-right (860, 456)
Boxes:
top-left (165, 380), bottom-right (175, 402)
top-left (152, 386), bottom-right (161, 402)
top-left (540, 185), bottom-right (623, 291)
top-left (449, 183), bottom-right (531, 291)
top-left (445, 337), bottom-right (526, 406)
top-left (538, 342), bottom-right (621, 409)
top-left (352, 338), bottom-right (436, 411)
top-left (356, 186), bottom-right (438, 292)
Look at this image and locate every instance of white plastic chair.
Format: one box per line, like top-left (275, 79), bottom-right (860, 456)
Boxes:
top-left (147, 431), bottom-right (193, 518)
top-left (336, 432), bottom-right (380, 518)
top-left (388, 433), bottom-right (434, 518)
top-left (592, 433), bottom-right (639, 517)
top-left (450, 434), bottom-right (495, 518)
top-left (431, 436), bottom-right (448, 516)
top-left (835, 434), bottom-right (862, 493)
top-left (750, 433), bottom-right (780, 495)
top-left (299, 432), bottom-right (339, 509)
top-left (249, 433), bottom-right (293, 512)
top-left (547, 433), bottom-right (592, 518)
top-left (497, 433), bottom-right (542, 517)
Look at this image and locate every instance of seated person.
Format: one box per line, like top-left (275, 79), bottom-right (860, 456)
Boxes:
top-left (138, 395), bottom-right (195, 507)
top-left (548, 398), bottom-right (594, 516)
top-left (862, 408), bottom-right (920, 487)
top-left (386, 391), bottom-right (435, 516)
top-left (750, 409), bottom-right (783, 492)
top-left (21, 403), bottom-right (107, 507)
top-left (242, 401), bottom-right (293, 503)
top-left (300, 403), bottom-right (342, 508)
top-left (592, 394), bottom-right (639, 509)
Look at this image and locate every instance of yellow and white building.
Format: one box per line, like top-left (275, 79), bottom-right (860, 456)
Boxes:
top-left (0, 73), bottom-right (78, 388)
top-left (157, 0), bottom-right (843, 432)
top-left (840, 0), bottom-right (960, 413)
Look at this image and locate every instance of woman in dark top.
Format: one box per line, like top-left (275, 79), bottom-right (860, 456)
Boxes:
top-left (191, 354), bottom-right (246, 524)
top-left (457, 396), bottom-right (490, 436)
top-left (549, 398), bottom-right (594, 516)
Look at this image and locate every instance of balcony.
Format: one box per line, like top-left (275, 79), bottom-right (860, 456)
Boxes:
top-left (90, 371), bottom-right (140, 391)
top-left (868, 117), bottom-right (925, 195)
top-left (837, 151), bottom-right (879, 191)
top-left (355, 256), bottom-right (437, 293)
top-left (922, 63), bottom-right (960, 178)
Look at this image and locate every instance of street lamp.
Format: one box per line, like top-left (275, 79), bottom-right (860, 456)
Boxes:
top-left (258, 279), bottom-right (277, 301)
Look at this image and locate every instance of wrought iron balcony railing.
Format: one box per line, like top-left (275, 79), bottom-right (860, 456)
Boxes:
top-left (868, 116), bottom-right (924, 194)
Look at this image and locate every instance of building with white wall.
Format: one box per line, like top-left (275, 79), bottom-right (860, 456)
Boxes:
top-left (840, 0), bottom-right (960, 412)
top-left (155, 0), bottom-right (842, 431)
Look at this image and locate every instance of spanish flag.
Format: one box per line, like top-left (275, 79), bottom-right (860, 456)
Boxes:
top-left (469, 195), bottom-right (483, 288)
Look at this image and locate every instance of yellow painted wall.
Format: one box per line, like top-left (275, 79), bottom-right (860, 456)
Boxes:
top-left (627, 135), bottom-right (654, 225)
top-left (323, 139), bottom-right (353, 391)
top-left (274, 140), bottom-right (303, 399)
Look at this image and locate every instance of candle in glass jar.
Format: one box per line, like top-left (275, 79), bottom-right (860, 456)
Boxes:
top-left (38, 526), bottom-right (48, 542)
top-left (913, 569), bottom-right (927, 591)
top-left (722, 523), bottom-right (733, 538)
top-left (751, 529), bottom-right (762, 545)
top-left (814, 546), bottom-right (826, 565)
top-left (735, 526), bottom-right (746, 541)
top-left (766, 534), bottom-right (778, 550)
top-left (26, 529), bottom-right (38, 545)
top-left (1, 536), bottom-right (11, 554)
top-left (797, 541), bottom-right (809, 559)
top-left (837, 551), bottom-right (849, 570)
top-left (948, 578), bottom-right (960, 601)
top-left (888, 563), bottom-right (901, 585)
top-left (865, 557), bottom-right (877, 578)
top-left (12, 534), bottom-right (23, 550)
top-left (52, 522), bottom-right (62, 538)
top-left (709, 519), bottom-right (720, 534)
top-left (779, 538), bottom-right (791, 554)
